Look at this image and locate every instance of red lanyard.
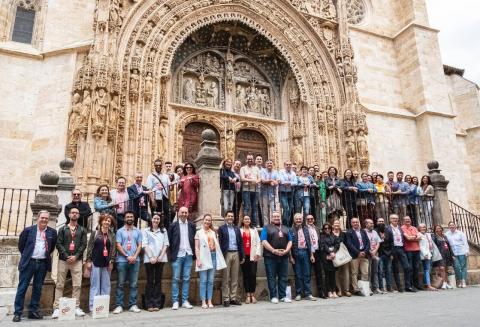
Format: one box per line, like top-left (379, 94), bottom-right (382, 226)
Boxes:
top-left (103, 233), bottom-right (109, 257)
top-left (69, 226), bottom-right (77, 252)
top-left (126, 229), bottom-right (132, 251)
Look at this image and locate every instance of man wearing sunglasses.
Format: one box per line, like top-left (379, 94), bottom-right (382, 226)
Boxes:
top-left (64, 189), bottom-right (92, 229)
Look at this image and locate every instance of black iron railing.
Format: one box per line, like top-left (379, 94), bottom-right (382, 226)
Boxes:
top-left (449, 200), bottom-right (480, 249)
top-left (0, 188), bottom-right (37, 236)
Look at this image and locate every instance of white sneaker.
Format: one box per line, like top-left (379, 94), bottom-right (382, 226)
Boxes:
top-left (446, 283), bottom-right (453, 289)
top-left (462, 280), bottom-right (467, 288)
top-left (51, 309), bottom-right (59, 319)
top-left (441, 282), bottom-right (447, 290)
top-left (75, 307), bottom-right (85, 317)
top-left (280, 297), bottom-right (292, 303)
top-left (270, 297), bottom-right (279, 304)
top-left (129, 305), bottom-right (141, 313)
top-left (172, 302), bottom-right (179, 310)
top-left (294, 295), bottom-right (302, 301)
top-left (306, 295), bottom-right (317, 301)
top-left (182, 301), bottom-right (193, 309)
top-left (113, 306), bottom-right (123, 314)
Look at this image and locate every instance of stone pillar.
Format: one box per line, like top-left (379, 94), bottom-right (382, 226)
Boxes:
top-left (57, 158), bottom-right (75, 226)
top-left (30, 171), bottom-right (62, 229)
top-left (428, 161), bottom-right (452, 226)
top-left (195, 129), bottom-right (223, 227)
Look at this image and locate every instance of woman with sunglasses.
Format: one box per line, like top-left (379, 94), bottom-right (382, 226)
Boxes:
top-left (320, 223), bottom-right (339, 298)
top-left (178, 163), bottom-right (200, 220)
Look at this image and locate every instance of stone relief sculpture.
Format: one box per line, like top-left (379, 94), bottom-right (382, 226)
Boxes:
top-left (225, 128), bottom-right (235, 160)
top-left (129, 68), bottom-right (140, 102)
top-left (183, 78), bottom-right (195, 104)
top-left (357, 129), bottom-right (368, 158)
top-left (144, 72), bottom-right (153, 102)
top-left (235, 84), bottom-right (246, 112)
top-left (291, 138), bottom-right (304, 165)
top-left (80, 90), bottom-right (92, 134)
top-left (109, 95), bottom-right (119, 127)
top-left (91, 88), bottom-right (109, 138)
top-left (345, 129), bottom-right (357, 167)
top-left (206, 82), bottom-right (218, 108)
top-left (68, 93), bottom-right (82, 156)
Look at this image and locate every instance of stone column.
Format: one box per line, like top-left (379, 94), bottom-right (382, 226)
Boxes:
top-left (30, 171), bottom-right (62, 229)
top-left (57, 158), bottom-right (75, 226)
top-left (195, 129), bottom-right (223, 226)
top-left (428, 161), bottom-right (452, 226)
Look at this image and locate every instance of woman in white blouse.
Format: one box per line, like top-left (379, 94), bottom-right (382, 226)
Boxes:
top-left (418, 223), bottom-right (437, 291)
top-left (240, 215), bottom-right (262, 304)
top-left (142, 213), bottom-right (169, 311)
top-left (195, 214), bottom-right (226, 309)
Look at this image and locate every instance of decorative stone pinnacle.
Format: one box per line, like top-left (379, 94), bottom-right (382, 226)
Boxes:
top-left (59, 158), bottom-right (75, 171)
top-left (427, 160), bottom-right (439, 171)
top-left (40, 171), bottom-right (59, 186)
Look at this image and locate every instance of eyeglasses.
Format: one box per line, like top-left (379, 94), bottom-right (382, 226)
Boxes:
top-left (186, 166), bottom-right (193, 169)
top-left (323, 227), bottom-right (331, 230)
top-left (73, 193), bottom-right (81, 196)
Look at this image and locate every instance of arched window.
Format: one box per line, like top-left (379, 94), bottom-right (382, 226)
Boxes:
top-left (0, 0), bottom-right (44, 47)
top-left (346, 0), bottom-right (367, 25)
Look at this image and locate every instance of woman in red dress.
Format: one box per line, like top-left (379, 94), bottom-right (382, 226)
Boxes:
top-left (177, 163), bottom-right (200, 220)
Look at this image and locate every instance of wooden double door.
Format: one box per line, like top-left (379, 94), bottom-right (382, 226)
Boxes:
top-left (182, 122), bottom-right (268, 164)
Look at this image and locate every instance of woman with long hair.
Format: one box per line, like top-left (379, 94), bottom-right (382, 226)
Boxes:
top-left (85, 214), bottom-right (116, 312)
top-left (332, 219), bottom-right (351, 297)
top-left (195, 214), bottom-right (226, 309)
top-left (432, 225), bottom-right (455, 289)
top-left (240, 215), bottom-right (262, 303)
top-left (340, 169), bottom-right (358, 228)
top-left (178, 163), bottom-right (200, 220)
top-left (419, 175), bottom-right (434, 225)
top-left (94, 184), bottom-right (116, 216)
top-left (418, 223), bottom-right (437, 291)
top-left (406, 175), bottom-right (421, 226)
top-left (319, 222), bottom-right (339, 298)
top-left (325, 167), bottom-right (343, 224)
top-left (142, 213), bottom-right (169, 311)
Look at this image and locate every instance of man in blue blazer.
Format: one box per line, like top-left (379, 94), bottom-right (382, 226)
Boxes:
top-left (127, 172), bottom-right (153, 226)
top-left (13, 210), bottom-right (57, 322)
top-left (218, 210), bottom-right (244, 306)
top-left (345, 217), bottom-right (370, 295)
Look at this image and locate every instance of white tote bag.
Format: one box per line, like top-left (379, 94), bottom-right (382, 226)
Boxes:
top-left (358, 280), bottom-right (372, 297)
top-left (431, 241), bottom-right (443, 262)
top-left (58, 297), bottom-right (76, 321)
top-left (92, 295), bottom-right (110, 319)
top-left (333, 243), bottom-right (352, 268)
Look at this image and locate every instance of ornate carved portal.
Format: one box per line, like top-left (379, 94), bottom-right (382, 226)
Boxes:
top-left (65, 0), bottom-right (370, 193)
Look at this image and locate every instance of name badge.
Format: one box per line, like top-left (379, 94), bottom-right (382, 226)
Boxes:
top-left (127, 242), bottom-right (132, 251)
top-left (103, 248), bottom-right (108, 257)
top-left (69, 242), bottom-right (75, 251)
top-left (278, 231), bottom-right (283, 237)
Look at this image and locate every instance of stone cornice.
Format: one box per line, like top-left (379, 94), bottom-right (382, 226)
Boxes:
top-left (349, 22), bottom-right (439, 41)
top-left (0, 40), bottom-right (93, 60)
top-left (364, 106), bottom-right (457, 120)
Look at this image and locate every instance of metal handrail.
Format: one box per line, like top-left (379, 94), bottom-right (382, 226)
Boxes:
top-left (449, 200), bottom-right (480, 249)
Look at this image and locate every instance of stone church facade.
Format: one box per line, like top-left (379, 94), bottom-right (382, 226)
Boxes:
top-left (0, 0), bottom-right (478, 212)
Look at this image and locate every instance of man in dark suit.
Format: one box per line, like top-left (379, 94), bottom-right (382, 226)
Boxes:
top-left (345, 217), bottom-right (370, 295)
top-left (127, 172), bottom-right (153, 226)
top-left (167, 206), bottom-right (196, 310)
top-left (387, 214), bottom-right (414, 292)
top-left (218, 210), bottom-right (244, 306)
top-left (13, 210), bottom-right (57, 322)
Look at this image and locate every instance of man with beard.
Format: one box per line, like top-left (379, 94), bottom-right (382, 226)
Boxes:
top-left (113, 211), bottom-right (143, 314)
top-left (51, 208), bottom-right (87, 318)
top-left (261, 211), bottom-right (292, 304)
top-left (391, 172), bottom-right (409, 219)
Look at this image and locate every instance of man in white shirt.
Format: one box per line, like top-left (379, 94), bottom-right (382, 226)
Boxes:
top-left (365, 219), bottom-right (381, 294)
top-left (147, 159), bottom-right (171, 226)
top-left (445, 221), bottom-right (470, 288)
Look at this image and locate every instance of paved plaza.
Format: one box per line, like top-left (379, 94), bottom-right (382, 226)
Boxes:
top-left (2, 286), bottom-right (479, 327)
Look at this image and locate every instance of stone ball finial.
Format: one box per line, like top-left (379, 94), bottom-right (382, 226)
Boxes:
top-left (201, 129), bottom-right (216, 142)
top-left (59, 158), bottom-right (75, 171)
top-left (40, 171), bottom-right (59, 186)
top-left (427, 161), bottom-right (439, 170)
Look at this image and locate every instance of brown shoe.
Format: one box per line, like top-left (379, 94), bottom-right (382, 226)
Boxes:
top-left (344, 291), bottom-right (352, 297)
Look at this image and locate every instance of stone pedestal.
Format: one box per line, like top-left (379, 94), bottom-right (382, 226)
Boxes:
top-left (195, 129), bottom-right (223, 226)
top-left (429, 161), bottom-right (452, 226)
top-left (57, 158), bottom-right (75, 226)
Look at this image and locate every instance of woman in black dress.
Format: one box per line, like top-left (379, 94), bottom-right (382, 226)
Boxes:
top-left (320, 223), bottom-right (340, 298)
top-left (432, 225), bottom-right (454, 289)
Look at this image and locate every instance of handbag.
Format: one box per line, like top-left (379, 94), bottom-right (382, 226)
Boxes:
top-left (83, 262), bottom-right (92, 278)
top-left (333, 242), bottom-right (352, 267)
top-left (431, 240), bottom-right (443, 262)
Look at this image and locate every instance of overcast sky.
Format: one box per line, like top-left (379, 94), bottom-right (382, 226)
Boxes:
top-left (426, 0), bottom-right (480, 84)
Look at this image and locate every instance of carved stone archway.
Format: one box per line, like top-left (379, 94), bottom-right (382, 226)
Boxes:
top-left (67, 0), bottom-right (370, 192)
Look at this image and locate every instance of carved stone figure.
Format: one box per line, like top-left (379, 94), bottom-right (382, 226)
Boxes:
top-left (206, 81), bottom-right (218, 108)
top-left (91, 88), bottom-right (109, 138)
top-left (291, 138), bottom-right (304, 166)
top-left (225, 128), bottom-right (235, 160)
top-left (357, 129), bottom-right (368, 159)
top-left (235, 84), bottom-right (246, 112)
top-left (144, 72), bottom-right (153, 102)
top-left (158, 119), bottom-right (167, 158)
top-left (130, 69), bottom-right (140, 102)
top-left (260, 89), bottom-right (271, 116)
top-left (68, 93), bottom-right (82, 155)
top-left (183, 78), bottom-right (195, 104)
top-left (109, 95), bottom-right (119, 127)
top-left (246, 86), bottom-right (257, 112)
top-left (345, 130), bottom-right (356, 159)
top-left (195, 82), bottom-right (206, 106)
top-left (80, 90), bottom-right (92, 133)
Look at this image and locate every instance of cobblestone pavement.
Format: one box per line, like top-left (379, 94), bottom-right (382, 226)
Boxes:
top-left (3, 286), bottom-right (479, 327)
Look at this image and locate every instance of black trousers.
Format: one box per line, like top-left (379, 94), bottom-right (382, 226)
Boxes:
top-left (312, 251), bottom-right (326, 297)
top-left (233, 191), bottom-right (243, 226)
top-left (324, 268), bottom-right (336, 293)
top-left (241, 255), bottom-right (257, 293)
top-left (152, 197), bottom-right (171, 228)
top-left (145, 262), bottom-right (164, 308)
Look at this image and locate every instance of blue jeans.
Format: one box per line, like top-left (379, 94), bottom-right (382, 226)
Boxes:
top-left (171, 254), bottom-right (193, 303)
top-left (280, 192), bottom-right (294, 226)
top-left (14, 259), bottom-right (47, 315)
top-left (454, 255), bottom-right (468, 281)
top-left (405, 251), bottom-right (421, 288)
top-left (199, 252), bottom-right (216, 301)
top-left (89, 265), bottom-right (111, 311)
top-left (293, 249), bottom-right (312, 296)
top-left (379, 254), bottom-right (393, 290)
top-left (422, 259), bottom-right (432, 286)
top-left (264, 256), bottom-right (288, 299)
top-left (115, 261), bottom-right (140, 308)
top-left (294, 193), bottom-right (310, 218)
top-left (392, 247), bottom-right (412, 290)
top-left (242, 191), bottom-right (258, 226)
